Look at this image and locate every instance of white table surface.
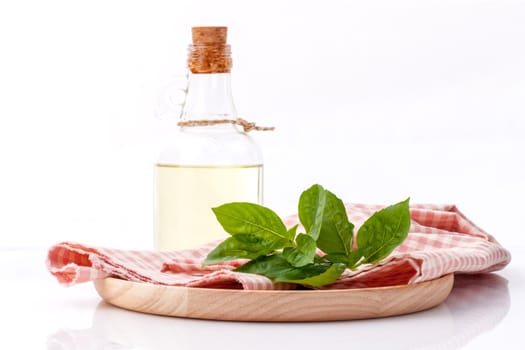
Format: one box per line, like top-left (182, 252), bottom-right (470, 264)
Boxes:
top-left (1, 246), bottom-right (523, 350)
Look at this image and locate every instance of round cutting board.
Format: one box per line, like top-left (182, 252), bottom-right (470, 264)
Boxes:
top-left (94, 273), bottom-right (453, 322)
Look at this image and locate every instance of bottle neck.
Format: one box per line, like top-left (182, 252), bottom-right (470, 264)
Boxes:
top-left (181, 73), bottom-right (237, 121)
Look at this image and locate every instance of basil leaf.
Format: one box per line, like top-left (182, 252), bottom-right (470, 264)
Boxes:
top-left (298, 184), bottom-right (327, 241)
top-left (356, 198), bottom-right (410, 264)
top-left (204, 234), bottom-right (288, 266)
top-left (212, 202), bottom-right (293, 242)
top-left (287, 224), bottom-right (299, 238)
top-left (236, 255), bottom-right (346, 288)
top-left (345, 246), bottom-right (373, 269)
top-left (324, 246), bottom-right (374, 268)
top-left (282, 234), bottom-right (317, 267)
top-left (284, 263), bottom-right (346, 288)
top-left (323, 253), bottom-right (349, 264)
top-left (316, 190), bottom-right (354, 257)
top-left (235, 254), bottom-right (290, 276)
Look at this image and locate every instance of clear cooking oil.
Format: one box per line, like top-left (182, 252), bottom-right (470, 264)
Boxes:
top-left (154, 164), bottom-right (263, 249)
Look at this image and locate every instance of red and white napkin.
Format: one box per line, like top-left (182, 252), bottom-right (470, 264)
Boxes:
top-left (47, 204), bottom-right (511, 290)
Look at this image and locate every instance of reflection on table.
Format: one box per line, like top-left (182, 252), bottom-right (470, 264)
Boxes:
top-left (47, 273), bottom-right (510, 350)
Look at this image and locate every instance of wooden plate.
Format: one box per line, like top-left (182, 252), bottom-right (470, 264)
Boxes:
top-left (94, 274), bottom-right (454, 322)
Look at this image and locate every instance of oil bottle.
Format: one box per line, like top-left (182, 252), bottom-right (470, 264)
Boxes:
top-left (154, 27), bottom-right (263, 250)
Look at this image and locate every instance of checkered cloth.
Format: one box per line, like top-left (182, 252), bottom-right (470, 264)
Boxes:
top-left (47, 204), bottom-right (511, 290)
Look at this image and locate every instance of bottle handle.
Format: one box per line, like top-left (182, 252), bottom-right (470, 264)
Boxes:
top-left (154, 73), bottom-right (189, 120)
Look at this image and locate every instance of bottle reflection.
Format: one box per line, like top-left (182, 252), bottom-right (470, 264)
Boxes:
top-left (47, 274), bottom-right (509, 350)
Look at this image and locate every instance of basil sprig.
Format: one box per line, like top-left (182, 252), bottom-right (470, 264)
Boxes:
top-left (204, 184), bottom-right (410, 288)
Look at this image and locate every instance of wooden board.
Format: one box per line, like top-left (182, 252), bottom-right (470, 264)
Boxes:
top-left (94, 274), bottom-right (454, 322)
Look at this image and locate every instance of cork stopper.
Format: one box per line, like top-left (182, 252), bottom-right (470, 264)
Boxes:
top-left (188, 26), bottom-right (232, 74)
top-left (192, 27), bottom-right (227, 45)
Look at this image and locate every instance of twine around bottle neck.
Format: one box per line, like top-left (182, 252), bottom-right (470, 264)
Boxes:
top-left (183, 28), bottom-right (273, 133)
top-left (177, 118), bottom-right (274, 133)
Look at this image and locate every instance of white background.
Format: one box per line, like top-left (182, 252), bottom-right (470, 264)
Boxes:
top-left (0, 0), bottom-right (523, 253)
top-left (1, 2), bottom-right (524, 349)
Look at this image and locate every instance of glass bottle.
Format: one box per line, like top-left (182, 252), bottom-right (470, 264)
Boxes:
top-left (154, 27), bottom-right (263, 251)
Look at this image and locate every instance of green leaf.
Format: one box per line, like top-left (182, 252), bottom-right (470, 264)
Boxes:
top-left (235, 254), bottom-right (290, 277)
top-left (356, 198), bottom-right (411, 264)
top-left (212, 202), bottom-right (292, 242)
top-left (285, 263), bottom-right (346, 288)
top-left (287, 224), bottom-right (299, 239)
top-left (323, 253), bottom-right (349, 264)
top-left (204, 234), bottom-right (288, 266)
top-left (316, 189), bottom-right (354, 257)
top-left (298, 184), bottom-right (327, 241)
top-left (236, 254), bottom-right (346, 288)
top-left (345, 246), bottom-right (373, 269)
top-left (282, 234), bottom-right (317, 267)
top-left (324, 246), bottom-right (373, 268)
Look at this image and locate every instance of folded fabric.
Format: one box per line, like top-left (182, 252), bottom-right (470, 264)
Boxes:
top-left (47, 204), bottom-right (511, 290)
top-left (47, 241), bottom-right (286, 290)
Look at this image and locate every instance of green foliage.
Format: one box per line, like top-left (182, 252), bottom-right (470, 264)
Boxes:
top-left (204, 185), bottom-right (411, 288)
